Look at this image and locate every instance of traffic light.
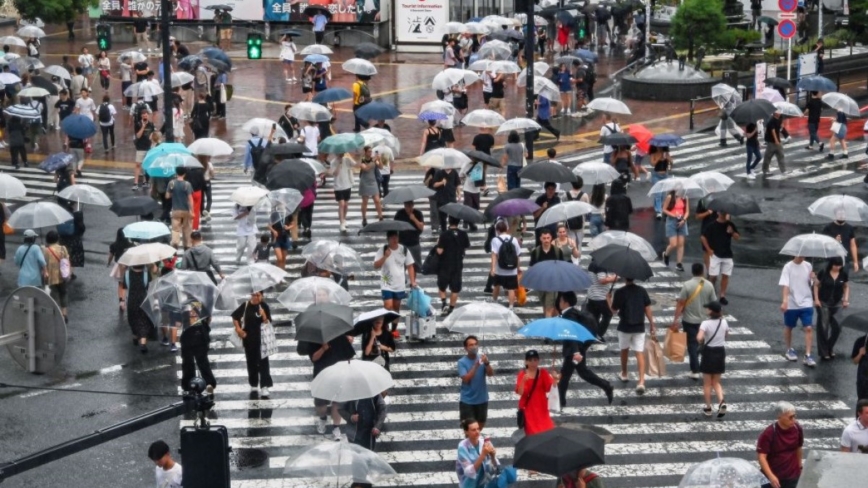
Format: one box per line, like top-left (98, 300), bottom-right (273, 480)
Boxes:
top-left (247, 33), bottom-right (262, 59)
top-left (96, 24), bottom-right (111, 51)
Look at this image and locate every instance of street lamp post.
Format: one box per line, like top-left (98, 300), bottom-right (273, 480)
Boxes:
top-left (160, 0), bottom-right (174, 143)
top-left (524, 2), bottom-right (536, 163)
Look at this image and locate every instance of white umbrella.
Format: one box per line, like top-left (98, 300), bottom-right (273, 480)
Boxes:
top-left (170, 72), bottom-right (194, 88)
top-left (468, 59), bottom-right (492, 71)
top-left (9, 202), bottom-right (73, 229)
top-left (808, 195), bottom-right (868, 222)
top-left (418, 148), bottom-right (472, 169)
top-left (186, 137), bottom-right (233, 157)
top-left (523, 77), bottom-right (560, 101)
top-left (478, 41), bottom-right (512, 60)
top-left (517, 63), bottom-right (552, 81)
top-left (780, 233), bottom-right (847, 258)
top-left (342, 58), bottom-right (377, 76)
top-left (300, 44), bottom-right (333, 55)
top-left (496, 117), bottom-right (542, 135)
top-left (359, 128), bottom-right (401, 154)
top-left (647, 176), bottom-right (706, 198)
top-left (419, 100), bottom-right (455, 116)
top-left (464, 22), bottom-right (491, 35)
top-left (0, 73), bottom-right (21, 85)
top-left (688, 171), bottom-right (735, 194)
top-left (443, 21), bottom-right (467, 34)
top-left (300, 157), bottom-right (326, 174)
top-left (17, 26), bottom-right (45, 38)
top-left (124, 81), bottom-right (163, 98)
top-left (773, 101), bottom-right (803, 118)
top-left (572, 162), bottom-right (621, 185)
top-left (586, 97), bottom-right (632, 115)
top-left (442, 301), bottom-right (523, 336)
top-left (241, 118), bottom-right (289, 140)
top-left (0, 36), bottom-right (26, 48)
top-left (482, 15), bottom-right (513, 28)
top-left (588, 231), bottom-right (657, 261)
top-left (289, 102), bottom-right (332, 122)
top-left (230, 186), bottom-right (269, 207)
top-left (431, 68), bottom-right (479, 91)
top-left (822, 92), bottom-right (861, 117)
top-left (219, 263), bottom-right (289, 301)
top-left (43, 65), bottom-right (71, 80)
top-left (0, 173), bottom-right (27, 199)
top-left (277, 276), bottom-right (352, 311)
top-left (758, 87), bottom-right (785, 103)
top-left (118, 50), bottom-right (147, 64)
top-left (462, 109), bottom-right (506, 128)
top-left (680, 457), bottom-right (770, 488)
top-left (2, 53), bottom-right (19, 61)
top-left (537, 201), bottom-right (596, 227)
top-left (310, 360), bottom-right (394, 402)
top-left (514, 13), bottom-right (548, 25)
top-left (18, 86), bottom-right (50, 98)
top-left (302, 239), bottom-right (361, 273)
top-left (19, 18), bottom-right (44, 28)
top-left (57, 184), bottom-right (112, 206)
top-left (118, 243), bottom-right (177, 266)
top-left (487, 60), bottom-right (521, 74)
top-left (283, 441), bottom-right (397, 485)
top-left (711, 83), bottom-right (741, 107)
top-left (268, 188), bottom-right (304, 214)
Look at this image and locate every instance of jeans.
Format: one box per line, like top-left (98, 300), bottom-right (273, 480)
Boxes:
top-left (651, 172), bottom-right (668, 213)
top-left (101, 124), bottom-right (115, 150)
top-left (815, 304), bottom-right (841, 358)
top-left (589, 214), bottom-right (605, 236)
top-left (683, 321), bottom-right (700, 373)
top-left (586, 298), bottom-right (613, 337)
top-left (380, 174), bottom-right (390, 197)
top-left (808, 122), bottom-right (820, 147)
top-left (746, 144), bottom-right (762, 173)
top-left (507, 165), bottom-right (521, 190)
top-left (201, 181), bottom-right (212, 213)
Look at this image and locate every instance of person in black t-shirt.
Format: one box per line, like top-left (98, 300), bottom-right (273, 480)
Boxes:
top-left (821, 219), bottom-right (858, 271)
top-left (134, 60), bottom-right (149, 83)
top-left (394, 201), bottom-right (424, 271)
top-left (803, 91), bottom-right (824, 151)
top-left (611, 278), bottom-right (655, 395)
top-left (761, 111), bottom-right (786, 175)
top-left (432, 168), bottom-right (459, 232)
top-left (231, 291), bottom-right (273, 396)
top-left (695, 196), bottom-right (718, 272)
top-left (310, 335), bottom-right (355, 439)
top-left (701, 212), bottom-right (740, 305)
top-left (133, 113), bottom-right (155, 190)
top-left (529, 228), bottom-right (569, 317)
top-left (55, 89), bottom-right (75, 123)
top-left (533, 182), bottom-right (561, 246)
top-left (813, 257), bottom-right (848, 360)
top-left (852, 335), bottom-right (868, 400)
top-left (435, 216), bottom-right (470, 316)
top-left (423, 167), bottom-right (440, 233)
top-left (472, 129), bottom-right (495, 194)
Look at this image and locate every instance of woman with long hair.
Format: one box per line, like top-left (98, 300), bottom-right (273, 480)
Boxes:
top-left (649, 146), bottom-right (671, 219)
top-left (604, 179), bottom-right (632, 231)
top-left (661, 187), bottom-right (689, 272)
top-left (107, 227), bottom-right (133, 312)
top-left (232, 291), bottom-right (275, 397)
top-left (358, 146), bottom-right (383, 227)
top-left (826, 109), bottom-right (849, 160)
top-left (588, 183), bottom-right (607, 236)
top-left (697, 301), bottom-right (729, 417)
top-left (814, 256), bottom-right (849, 360)
top-left (96, 50), bottom-right (111, 91)
top-left (419, 120), bottom-right (443, 155)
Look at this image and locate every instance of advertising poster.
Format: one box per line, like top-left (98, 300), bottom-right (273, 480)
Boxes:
top-left (265, 0), bottom-right (386, 23)
top-left (198, 0), bottom-right (263, 20)
top-left (754, 62), bottom-right (767, 98)
top-left (100, 0), bottom-right (201, 19)
top-left (395, 0), bottom-right (447, 43)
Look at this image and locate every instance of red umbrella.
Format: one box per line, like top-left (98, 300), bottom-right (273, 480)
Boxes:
top-left (628, 124), bottom-right (653, 154)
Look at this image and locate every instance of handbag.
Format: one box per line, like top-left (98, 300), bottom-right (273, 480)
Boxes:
top-left (644, 336), bottom-right (666, 377)
top-left (663, 328), bottom-right (687, 363)
top-left (516, 370), bottom-right (541, 429)
top-left (516, 284), bottom-right (528, 306)
top-left (3, 221), bottom-right (13, 235)
top-left (420, 247), bottom-right (441, 276)
top-left (698, 318), bottom-right (723, 355)
top-left (228, 302), bottom-right (249, 348)
top-left (261, 320), bottom-right (278, 358)
top-left (831, 121), bottom-right (843, 138)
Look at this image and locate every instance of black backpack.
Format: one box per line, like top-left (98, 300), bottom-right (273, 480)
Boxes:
top-left (248, 139), bottom-right (265, 169)
top-left (496, 237), bottom-right (518, 270)
top-left (98, 103), bottom-right (111, 123)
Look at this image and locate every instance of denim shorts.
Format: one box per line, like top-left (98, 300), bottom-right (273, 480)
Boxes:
top-left (665, 217), bottom-right (688, 237)
top-left (381, 290), bottom-right (407, 301)
top-left (783, 308), bottom-right (813, 328)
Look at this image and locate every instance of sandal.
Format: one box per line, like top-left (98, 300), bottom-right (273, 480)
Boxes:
top-left (119, 298), bottom-right (125, 312)
top-left (717, 400), bottom-right (727, 418)
top-left (702, 406), bottom-right (712, 417)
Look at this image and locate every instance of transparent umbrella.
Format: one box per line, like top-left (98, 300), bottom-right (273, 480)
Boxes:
top-left (268, 188), bottom-right (304, 215)
top-left (186, 137), bottom-right (233, 157)
top-left (360, 128), bottom-right (401, 154)
top-left (419, 148), bottom-right (472, 169)
top-left (496, 117), bottom-right (542, 135)
top-left (443, 301), bottom-right (523, 336)
top-left (478, 39), bottom-right (510, 58)
top-left (0, 173), bottom-right (27, 199)
top-left (419, 99), bottom-right (456, 116)
top-left (517, 62), bottom-right (552, 80)
top-left (773, 101), bottom-right (803, 118)
top-left (118, 243), bottom-right (177, 267)
top-left (589, 231), bottom-right (657, 261)
top-left (289, 102), bottom-right (332, 122)
top-left (141, 270), bottom-right (218, 328)
top-left (311, 359), bottom-right (394, 402)
top-left (586, 97), bottom-right (632, 115)
top-left (462, 109), bottom-right (506, 128)
top-left (300, 44), bottom-right (334, 55)
top-left (688, 171), bottom-right (735, 194)
top-left (431, 68), bottom-right (479, 91)
top-left (302, 240), bottom-right (362, 274)
top-left (572, 162), bottom-right (621, 185)
top-left (464, 21), bottom-right (491, 35)
top-left (647, 176), bottom-right (706, 198)
top-left (9, 202), bottom-right (72, 229)
top-left (217, 263), bottom-right (289, 306)
top-left (283, 441), bottom-right (397, 487)
top-left (808, 195), bottom-right (868, 222)
top-left (679, 457), bottom-right (769, 488)
top-left (57, 184), bottom-right (112, 206)
top-left (780, 233), bottom-right (847, 259)
top-left (278, 277), bottom-right (352, 311)
top-left (230, 186), bottom-right (269, 207)
top-left (822, 92), bottom-right (861, 117)
top-left (536, 201), bottom-right (596, 227)
top-left (241, 118), bottom-right (289, 140)
top-left (341, 58), bottom-right (378, 76)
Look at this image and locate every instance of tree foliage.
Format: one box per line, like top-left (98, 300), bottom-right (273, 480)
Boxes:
top-left (670, 0), bottom-right (728, 58)
top-left (850, 0), bottom-right (868, 41)
top-left (13, 0), bottom-right (98, 25)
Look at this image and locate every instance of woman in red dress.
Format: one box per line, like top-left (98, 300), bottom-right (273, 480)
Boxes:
top-left (515, 349), bottom-right (556, 435)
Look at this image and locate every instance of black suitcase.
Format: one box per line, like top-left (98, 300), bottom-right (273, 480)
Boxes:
top-left (180, 425), bottom-right (230, 488)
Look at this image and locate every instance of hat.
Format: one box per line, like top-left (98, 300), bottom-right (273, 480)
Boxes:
top-left (525, 349), bottom-right (540, 360)
top-left (169, 36), bottom-right (176, 41)
top-left (250, 126), bottom-right (260, 137)
top-left (704, 300), bottom-right (722, 314)
top-left (23, 229), bottom-right (37, 238)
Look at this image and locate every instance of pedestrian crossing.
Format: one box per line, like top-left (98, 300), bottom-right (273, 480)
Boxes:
top-left (0, 166), bottom-right (130, 204)
top-left (561, 132), bottom-right (868, 187)
top-left (185, 172), bottom-right (852, 488)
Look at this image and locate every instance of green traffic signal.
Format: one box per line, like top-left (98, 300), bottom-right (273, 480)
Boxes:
top-left (247, 33), bottom-right (262, 59)
top-left (96, 25), bottom-right (111, 50)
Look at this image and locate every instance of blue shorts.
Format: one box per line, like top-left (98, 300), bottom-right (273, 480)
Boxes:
top-left (603, 152), bottom-right (612, 164)
top-left (282, 59), bottom-right (294, 65)
top-left (783, 308), bottom-right (813, 328)
top-left (275, 235), bottom-right (291, 250)
top-left (665, 217), bottom-right (689, 237)
top-left (82, 67), bottom-right (93, 76)
top-left (381, 290), bottom-right (406, 301)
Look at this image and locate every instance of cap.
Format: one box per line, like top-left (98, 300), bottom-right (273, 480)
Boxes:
top-left (250, 126), bottom-right (260, 137)
top-left (704, 300), bottom-right (722, 314)
top-left (525, 349), bottom-right (540, 360)
top-left (23, 229), bottom-right (37, 238)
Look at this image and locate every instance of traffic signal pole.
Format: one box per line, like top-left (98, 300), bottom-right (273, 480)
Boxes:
top-left (161, 0), bottom-right (174, 142)
top-left (524, 1), bottom-right (535, 163)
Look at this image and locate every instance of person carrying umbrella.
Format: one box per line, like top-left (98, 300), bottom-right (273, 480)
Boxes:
top-left (373, 231), bottom-right (417, 338)
top-left (435, 216), bottom-right (471, 316)
top-left (339, 392), bottom-right (387, 452)
top-left (14, 229), bottom-right (46, 288)
top-left (309, 334), bottom-right (356, 440)
top-left (330, 150), bottom-right (357, 232)
top-left (803, 91), bottom-right (823, 152)
top-left (826, 108), bottom-right (849, 161)
top-left (231, 291), bottom-right (274, 397)
top-left (179, 303), bottom-right (216, 392)
top-left (779, 255), bottom-right (816, 366)
top-left (757, 401), bottom-right (804, 488)
top-left (132, 111), bottom-right (156, 191)
top-left (352, 75), bottom-right (372, 133)
top-left (761, 109), bottom-right (787, 176)
top-left (6, 116), bottom-right (28, 169)
top-left (812, 257), bottom-right (848, 361)
top-left (604, 179), bottom-right (632, 231)
top-left (556, 291), bottom-right (614, 407)
top-left (166, 167), bottom-right (194, 250)
top-left (178, 231), bottom-right (224, 284)
top-left (394, 200), bottom-right (425, 270)
top-left (701, 211), bottom-right (740, 305)
top-left (599, 114), bottom-right (620, 165)
top-left (280, 34), bottom-right (298, 83)
top-left (234, 204), bottom-right (258, 265)
top-left (611, 276), bottom-right (655, 395)
top-left (529, 228), bottom-right (570, 317)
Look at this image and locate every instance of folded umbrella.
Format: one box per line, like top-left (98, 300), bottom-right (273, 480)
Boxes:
top-left (706, 192), bottom-right (762, 216)
top-left (519, 161), bottom-right (576, 183)
top-left (118, 242), bottom-right (177, 266)
top-left (729, 99), bottom-right (776, 125)
top-left (342, 58), bottom-right (378, 76)
top-left (295, 303), bottom-right (354, 345)
top-left (283, 441), bottom-right (397, 485)
top-left (442, 301), bottom-right (523, 335)
top-left (359, 219), bottom-right (416, 233)
top-left (780, 233), bottom-right (847, 258)
top-left (483, 188), bottom-right (535, 221)
top-left (186, 137), bottom-right (233, 157)
top-left (796, 75), bottom-right (836, 92)
top-left (9, 202), bottom-right (72, 229)
top-left (355, 102), bottom-right (401, 121)
top-left (38, 152), bottom-right (75, 173)
top-left (521, 260), bottom-right (593, 292)
top-left (513, 428), bottom-right (605, 477)
top-left (319, 133), bottom-right (365, 154)
top-left (517, 317), bottom-right (597, 342)
top-left (808, 195), bottom-right (868, 222)
top-left (124, 221), bottom-right (171, 240)
top-left (490, 198), bottom-right (540, 217)
top-left (110, 196), bottom-right (162, 217)
top-left (354, 42), bottom-right (386, 60)
top-left (278, 276), bottom-right (352, 311)
top-left (589, 231), bottom-right (656, 261)
top-left (0, 173), bottom-right (26, 199)
top-left (312, 87), bottom-right (353, 104)
top-left (586, 97), bottom-right (631, 115)
top-left (381, 185), bottom-right (435, 205)
top-left (572, 162), bottom-right (620, 184)
top-left (265, 159), bottom-right (317, 192)
top-left (299, 44), bottom-right (333, 55)
top-left (590, 244), bottom-right (653, 281)
top-left (230, 186), bottom-right (269, 207)
top-left (57, 184), bottom-right (112, 206)
top-left (441, 203), bottom-right (484, 224)
top-left (536, 201), bottom-right (596, 227)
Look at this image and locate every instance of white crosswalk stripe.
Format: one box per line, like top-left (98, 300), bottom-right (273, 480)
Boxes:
top-left (0, 166), bottom-right (129, 204)
top-left (179, 172), bottom-right (851, 488)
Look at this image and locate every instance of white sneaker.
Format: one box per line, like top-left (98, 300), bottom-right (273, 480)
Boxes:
top-left (618, 372), bottom-right (629, 382)
top-left (315, 417), bottom-right (327, 434)
top-left (688, 372), bottom-right (701, 380)
top-left (260, 387), bottom-right (270, 397)
top-left (332, 426), bottom-right (342, 441)
top-left (339, 222), bottom-right (347, 232)
top-left (747, 173), bottom-right (756, 180)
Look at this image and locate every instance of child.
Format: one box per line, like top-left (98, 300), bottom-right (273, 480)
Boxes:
top-left (147, 440), bottom-right (182, 488)
top-left (253, 233), bottom-right (274, 263)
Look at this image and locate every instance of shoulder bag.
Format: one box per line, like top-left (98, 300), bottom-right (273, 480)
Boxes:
top-left (683, 279), bottom-right (705, 308)
top-left (516, 370), bottom-right (541, 429)
top-left (228, 302), bottom-right (248, 348)
top-left (698, 318), bottom-right (723, 355)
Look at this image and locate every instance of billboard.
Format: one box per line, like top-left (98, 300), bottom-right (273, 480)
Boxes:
top-left (265, 0), bottom-right (386, 23)
top-left (100, 0), bottom-right (201, 19)
top-left (395, 0), bottom-right (447, 43)
top-left (99, 0), bottom-right (382, 22)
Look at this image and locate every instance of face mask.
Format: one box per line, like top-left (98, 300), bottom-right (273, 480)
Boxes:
top-left (467, 346), bottom-right (478, 355)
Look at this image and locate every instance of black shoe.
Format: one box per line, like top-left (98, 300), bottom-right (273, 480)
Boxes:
top-left (663, 252), bottom-right (670, 266)
top-left (675, 263), bottom-right (684, 272)
top-left (442, 306), bottom-right (453, 317)
top-left (362, 219), bottom-right (368, 227)
top-left (604, 385), bottom-right (614, 405)
top-left (140, 344), bottom-right (148, 354)
top-left (827, 154), bottom-right (834, 160)
top-left (841, 153), bottom-right (849, 159)
top-left (719, 140), bottom-right (727, 147)
top-left (719, 296), bottom-right (729, 305)
top-left (819, 142), bottom-right (825, 152)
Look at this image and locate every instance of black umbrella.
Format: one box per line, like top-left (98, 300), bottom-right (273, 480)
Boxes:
top-left (729, 99), bottom-right (776, 125)
top-left (350, 309), bottom-right (401, 336)
top-left (765, 77), bottom-right (792, 90)
top-left (265, 159), bottom-right (316, 192)
top-left (706, 192), bottom-right (762, 216)
top-left (590, 244), bottom-right (653, 281)
top-left (841, 315), bottom-right (868, 334)
top-left (483, 187), bottom-right (535, 221)
top-left (354, 42), bottom-right (385, 60)
top-left (31, 76), bottom-right (59, 96)
top-left (275, 29), bottom-right (305, 38)
top-left (204, 4), bottom-right (233, 10)
top-left (110, 196), bottom-right (163, 217)
top-left (599, 133), bottom-right (638, 146)
top-left (265, 143), bottom-right (308, 157)
top-left (441, 203), bottom-right (484, 224)
top-left (359, 219), bottom-right (417, 234)
top-left (513, 428), bottom-right (605, 477)
top-left (382, 185), bottom-right (435, 205)
top-left (295, 303), bottom-right (354, 345)
top-left (464, 150), bottom-right (501, 168)
top-left (519, 161), bottom-right (577, 183)
top-left (303, 5), bottom-right (332, 18)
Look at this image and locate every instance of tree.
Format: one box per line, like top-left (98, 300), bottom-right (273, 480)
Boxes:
top-left (13, 0), bottom-right (97, 26)
top-left (670, 0), bottom-right (728, 59)
top-left (850, 0), bottom-right (868, 42)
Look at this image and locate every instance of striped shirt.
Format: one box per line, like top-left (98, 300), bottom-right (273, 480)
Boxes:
top-left (586, 271), bottom-right (612, 301)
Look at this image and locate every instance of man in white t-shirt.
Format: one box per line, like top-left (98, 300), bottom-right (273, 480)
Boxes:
top-left (841, 399), bottom-right (868, 453)
top-left (74, 88), bottom-right (96, 121)
top-left (599, 113), bottom-right (621, 164)
top-left (234, 204), bottom-right (258, 264)
top-left (779, 256), bottom-right (815, 366)
top-left (489, 219), bottom-right (522, 310)
top-left (148, 440), bottom-right (182, 488)
top-left (374, 231), bottom-right (417, 338)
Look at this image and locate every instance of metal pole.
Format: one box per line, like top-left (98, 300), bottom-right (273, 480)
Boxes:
top-left (689, 99), bottom-right (695, 130)
top-left (645, 0), bottom-right (650, 60)
top-left (818, 0), bottom-right (823, 38)
top-left (0, 330), bottom-right (26, 347)
top-left (524, 3), bottom-right (535, 163)
top-left (161, 0), bottom-right (174, 143)
top-left (26, 297), bottom-right (35, 372)
top-left (787, 37), bottom-right (792, 80)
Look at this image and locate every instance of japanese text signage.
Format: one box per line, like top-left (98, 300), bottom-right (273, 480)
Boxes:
top-left (396, 0), bottom-right (447, 43)
top-left (100, 0), bottom-right (386, 22)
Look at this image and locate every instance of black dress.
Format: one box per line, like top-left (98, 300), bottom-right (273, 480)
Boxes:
top-left (126, 267), bottom-right (154, 340)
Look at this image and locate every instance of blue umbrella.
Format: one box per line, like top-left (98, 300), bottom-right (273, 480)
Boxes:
top-left (39, 152), bottom-right (75, 173)
top-left (796, 75), bottom-right (836, 92)
top-left (574, 48), bottom-right (598, 63)
top-left (649, 133), bottom-right (686, 147)
top-left (143, 153), bottom-right (202, 178)
top-left (517, 317), bottom-right (597, 342)
top-left (418, 111), bottom-right (448, 121)
top-left (356, 101), bottom-right (402, 121)
top-left (124, 221), bottom-right (171, 241)
top-left (304, 54), bottom-right (329, 64)
top-left (312, 87), bottom-right (352, 104)
top-left (521, 260), bottom-right (593, 292)
top-left (178, 55), bottom-right (203, 71)
top-left (199, 47), bottom-right (232, 71)
top-left (60, 114), bottom-right (97, 139)
top-left (141, 143), bottom-right (192, 168)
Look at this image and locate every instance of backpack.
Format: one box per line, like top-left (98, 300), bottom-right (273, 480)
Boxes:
top-left (605, 123), bottom-right (619, 135)
top-left (248, 139), bottom-right (265, 169)
top-left (356, 81), bottom-right (371, 105)
top-left (496, 237), bottom-right (518, 270)
top-left (98, 103), bottom-right (111, 124)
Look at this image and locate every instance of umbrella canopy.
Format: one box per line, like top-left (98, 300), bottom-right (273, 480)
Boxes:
top-left (757, 15), bottom-right (778, 25)
top-left (382, 185), bottom-right (435, 205)
top-left (808, 195), bottom-right (868, 222)
top-left (513, 428), bottom-right (605, 477)
top-left (124, 221), bottom-right (171, 240)
top-left (729, 99), bottom-right (776, 125)
top-left (18, 86), bottom-right (49, 98)
top-left (0, 36), bottom-right (26, 47)
top-left (599, 133), bottom-right (637, 146)
top-left (489, 29), bottom-right (524, 42)
top-left (521, 260), bottom-right (593, 292)
top-left (780, 233), bottom-right (847, 258)
top-left (647, 176), bottom-right (706, 198)
top-left (420, 100), bottom-right (455, 116)
top-left (574, 48), bottom-right (598, 63)
top-left (312, 87), bottom-right (353, 104)
top-left (487, 60), bottom-right (522, 74)
top-left (572, 162), bottom-right (620, 185)
top-left (590, 244), bottom-right (654, 281)
top-left (706, 192), bottom-right (762, 216)
top-left (765, 77), bottom-right (792, 89)
top-left (840, 314), bottom-right (868, 334)
top-left (688, 171), bottom-right (734, 194)
top-left (198, 47), bottom-right (232, 72)
top-left (4, 104), bottom-right (41, 120)
top-left (483, 188), bottom-right (535, 221)
top-left (711, 83), bottom-right (742, 107)
top-left (43, 65), bottom-right (72, 80)
top-left (679, 457), bottom-right (770, 488)
top-left (536, 201), bottom-right (596, 227)
top-left (303, 53), bottom-right (329, 64)
top-left (758, 87), bottom-right (785, 103)
top-left (444, 21), bottom-right (468, 34)
top-left (123, 80), bottom-right (163, 99)
top-left (319, 133), bottom-right (365, 154)
top-left (589, 231), bottom-right (656, 261)
top-left (419, 148), bottom-right (472, 169)
top-left (796, 74), bottom-right (836, 92)
top-left (17, 25), bottom-right (45, 38)
top-left (274, 28), bottom-right (305, 38)
top-left (418, 111), bottom-right (448, 121)
top-left (311, 359), bottom-right (394, 402)
top-left (142, 270), bottom-right (218, 327)
top-left (586, 97), bottom-right (631, 115)
top-left (141, 143), bottom-right (192, 168)
top-left (442, 301), bottom-right (523, 335)
top-left (519, 161), bottom-right (576, 183)
top-left (432, 68), bottom-right (479, 91)
top-left (342, 58), bottom-right (378, 76)
top-left (822, 92), bottom-right (861, 117)
top-left (28, 76), bottom-right (58, 96)
top-left (143, 153), bottom-right (202, 178)
top-left (360, 127), bottom-right (401, 153)
top-left (464, 150), bottom-right (501, 167)
top-left (302, 240), bottom-right (362, 274)
top-left (517, 317), bottom-right (597, 342)
top-left (204, 3), bottom-right (233, 9)
top-left (230, 186), bottom-right (269, 207)
top-left (355, 101), bottom-right (401, 121)
top-left (774, 101), bottom-right (804, 118)
top-left (461, 109), bottom-right (505, 128)
top-left (478, 40), bottom-right (512, 60)
top-left (289, 102), bottom-right (332, 122)
top-left (649, 133), bottom-right (686, 147)
top-left (496, 117), bottom-right (542, 135)
top-left (269, 188), bottom-right (304, 214)
top-left (490, 198), bottom-right (539, 218)
top-left (38, 152), bottom-right (75, 173)
top-left (354, 42), bottom-right (385, 60)
top-left (554, 55), bottom-right (583, 67)
top-left (265, 159), bottom-right (317, 192)
top-left (464, 21), bottom-right (491, 35)
top-left (118, 50), bottom-right (148, 64)
top-left (57, 184), bottom-right (111, 206)
top-left (9, 202), bottom-right (73, 229)
top-left (265, 142), bottom-right (309, 158)
top-left (0, 173), bottom-right (26, 199)
top-left (170, 71), bottom-right (194, 88)
top-left (118, 242), bottom-right (177, 266)
top-left (110, 196), bottom-right (162, 217)
top-left (278, 277), bottom-right (352, 311)
top-left (359, 219), bottom-right (416, 233)
top-left (303, 4), bottom-right (332, 17)
top-left (440, 203), bottom-right (484, 224)
top-left (627, 124), bottom-right (653, 153)
top-left (299, 44), bottom-right (333, 55)
top-left (295, 303), bottom-right (354, 345)
top-left (219, 263), bottom-right (289, 301)
top-left (241, 117), bottom-right (289, 141)
top-left (60, 114), bottom-right (98, 139)
top-left (517, 62), bottom-right (552, 80)
top-left (283, 441), bottom-right (397, 485)
top-left (186, 137), bottom-right (233, 157)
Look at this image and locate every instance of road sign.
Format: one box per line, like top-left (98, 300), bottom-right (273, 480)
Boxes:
top-left (777, 12), bottom-right (797, 19)
top-left (778, 19), bottom-right (797, 39)
top-left (0, 286), bottom-right (66, 374)
top-left (778, 0), bottom-right (798, 13)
